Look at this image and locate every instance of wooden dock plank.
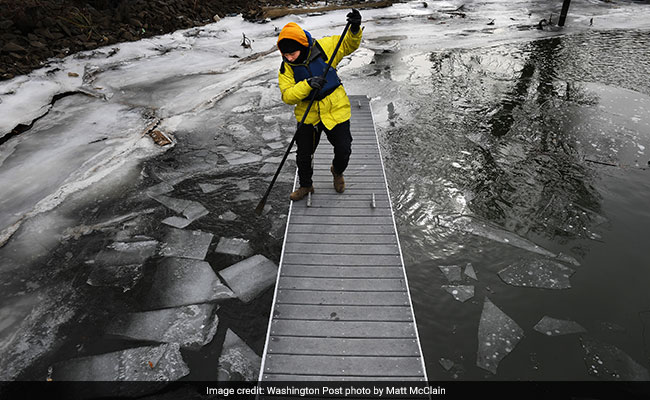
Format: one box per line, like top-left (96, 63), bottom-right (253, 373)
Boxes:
top-left (283, 243), bottom-right (400, 255)
top-left (267, 337), bottom-right (420, 356)
top-left (278, 277), bottom-right (405, 291)
top-left (263, 355), bottom-right (423, 376)
top-left (270, 320), bottom-right (416, 338)
top-left (276, 290), bottom-right (410, 306)
top-left (285, 233), bottom-right (398, 244)
top-left (280, 265), bottom-right (404, 278)
top-left (273, 304), bottom-right (414, 321)
top-left (282, 254), bottom-right (401, 265)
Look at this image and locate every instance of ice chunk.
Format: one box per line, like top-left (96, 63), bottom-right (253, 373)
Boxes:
top-left (439, 358), bottom-right (455, 371)
top-left (160, 228), bottom-right (213, 260)
top-left (146, 257), bottom-right (233, 309)
top-left (219, 211), bottom-right (238, 221)
top-left (534, 316), bottom-right (586, 336)
top-left (94, 240), bottom-right (158, 267)
top-left (146, 182), bottom-right (174, 196)
top-left (477, 297), bottom-right (524, 374)
top-left (162, 216), bottom-right (191, 229)
top-left (149, 195), bottom-right (208, 221)
top-left (199, 183), bottom-right (221, 193)
top-left (267, 141), bottom-right (285, 149)
top-left (182, 202), bottom-right (209, 221)
top-left (217, 330), bottom-right (261, 382)
top-left (498, 259), bottom-right (575, 289)
top-left (464, 263), bottom-right (478, 280)
top-left (106, 304), bottom-right (219, 350)
top-left (234, 192), bottom-right (257, 202)
top-left (258, 163), bottom-right (277, 174)
top-left (51, 343), bottom-right (189, 382)
top-left (223, 151), bottom-right (262, 166)
top-left (580, 336), bottom-right (650, 381)
top-left (438, 265), bottom-right (462, 282)
top-left (87, 264), bottom-right (144, 292)
top-left (236, 180), bottom-right (250, 191)
top-left (442, 285), bottom-right (474, 302)
top-left (215, 237), bottom-right (254, 257)
top-left (219, 255), bottom-right (278, 303)
top-left (262, 129), bottom-right (281, 141)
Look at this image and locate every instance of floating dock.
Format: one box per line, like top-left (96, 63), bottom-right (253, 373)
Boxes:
top-left (259, 95), bottom-right (427, 381)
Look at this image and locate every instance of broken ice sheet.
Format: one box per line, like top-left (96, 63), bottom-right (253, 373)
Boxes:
top-left (218, 211), bottom-right (238, 221)
top-left (236, 179), bottom-right (250, 191)
top-left (51, 343), bottom-right (189, 382)
top-left (534, 316), bottom-right (586, 336)
top-left (223, 151), bottom-right (262, 166)
top-left (439, 358), bottom-right (455, 371)
top-left (215, 237), bottom-right (254, 257)
top-left (150, 194), bottom-right (208, 222)
top-left (464, 263), bottom-right (478, 280)
top-left (146, 257), bottom-right (233, 309)
top-left (146, 182), bottom-right (174, 196)
top-left (267, 141), bottom-right (285, 149)
top-left (160, 228), bottom-right (213, 260)
top-left (580, 336), bottom-right (650, 381)
top-left (87, 264), bottom-right (143, 292)
top-left (438, 265), bottom-right (462, 283)
top-left (162, 216), bottom-right (192, 229)
top-left (477, 297), bottom-right (524, 374)
top-left (94, 240), bottom-right (158, 267)
top-left (198, 183), bottom-right (221, 193)
top-left (234, 192), bottom-right (257, 202)
top-left (498, 258), bottom-right (575, 289)
top-left (106, 304), bottom-right (219, 350)
top-left (219, 255), bottom-right (278, 303)
top-left (218, 330), bottom-right (261, 382)
top-left (442, 285), bottom-right (474, 302)
top-left (258, 163), bottom-right (277, 174)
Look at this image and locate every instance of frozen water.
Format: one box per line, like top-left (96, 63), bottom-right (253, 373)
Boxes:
top-left (149, 194), bottom-right (208, 221)
top-left (259, 163), bottom-right (278, 174)
top-left (580, 336), bottom-right (650, 381)
top-left (215, 237), bottom-right (254, 258)
top-left (439, 358), bottom-right (455, 371)
top-left (219, 211), bottom-right (238, 221)
top-left (198, 183), bottom-right (221, 194)
top-left (267, 141), bottom-right (285, 149)
top-left (162, 216), bottom-right (192, 229)
top-left (217, 330), bottom-right (261, 382)
top-left (182, 202), bottom-right (209, 221)
top-left (51, 343), bottom-right (189, 382)
top-left (236, 180), bottom-right (250, 191)
top-left (106, 304), bottom-right (219, 350)
top-left (534, 316), bottom-right (586, 336)
top-left (160, 228), bottom-right (213, 260)
top-left (442, 285), bottom-right (474, 303)
top-left (477, 297), bottom-right (524, 374)
top-left (146, 257), bottom-right (233, 309)
top-left (219, 255), bottom-right (278, 303)
top-left (498, 259), bottom-right (575, 289)
top-left (87, 264), bottom-right (144, 292)
top-left (438, 265), bottom-right (462, 283)
top-left (146, 182), bottom-right (175, 196)
top-left (94, 240), bottom-right (158, 267)
top-left (228, 124), bottom-right (252, 140)
top-left (464, 263), bottom-right (478, 280)
top-left (234, 192), bottom-right (258, 202)
top-left (223, 151), bottom-right (262, 166)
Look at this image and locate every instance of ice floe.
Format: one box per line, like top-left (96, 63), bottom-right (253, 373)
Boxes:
top-left (534, 316), bottom-right (586, 336)
top-left (438, 265), bottom-right (462, 282)
top-left (477, 297), bottom-right (524, 374)
top-left (217, 330), bottom-right (261, 382)
top-left (442, 285), bottom-right (474, 302)
top-left (215, 237), bottom-right (254, 257)
top-left (87, 264), bottom-right (144, 292)
top-left (498, 258), bottom-right (575, 289)
top-left (160, 228), bottom-right (213, 260)
top-left (219, 255), bottom-right (277, 303)
top-left (580, 336), bottom-right (650, 381)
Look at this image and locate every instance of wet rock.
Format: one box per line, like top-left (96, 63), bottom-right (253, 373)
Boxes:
top-left (534, 316), bottom-right (586, 336)
top-left (580, 336), bottom-right (650, 381)
top-left (2, 42), bottom-right (27, 53)
top-left (94, 240), bottom-right (158, 267)
top-left (147, 257), bottom-right (233, 309)
top-left (217, 330), bottom-right (261, 381)
top-left (160, 228), bottom-right (213, 260)
top-left (87, 264), bottom-right (144, 292)
top-left (219, 255), bottom-right (277, 303)
top-left (464, 263), bottom-right (478, 280)
top-left (51, 343), bottom-right (189, 382)
top-left (442, 285), bottom-right (474, 302)
top-left (215, 237), bottom-right (254, 257)
top-left (498, 258), bottom-right (574, 289)
top-left (477, 297), bottom-right (524, 374)
top-left (438, 265), bottom-right (462, 282)
top-left (106, 304), bottom-right (219, 350)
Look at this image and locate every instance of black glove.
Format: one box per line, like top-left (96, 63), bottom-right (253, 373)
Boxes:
top-left (307, 76), bottom-right (326, 90)
top-left (347, 8), bottom-right (362, 34)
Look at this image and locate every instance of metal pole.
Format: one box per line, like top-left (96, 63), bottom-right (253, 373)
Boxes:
top-left (558, 0), bottom-right (571, 27)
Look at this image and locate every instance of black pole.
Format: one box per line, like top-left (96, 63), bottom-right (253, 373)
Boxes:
top-left (558, 0), bottom-right (571, 27)
top-left (255, 21), bottom-right (352, 215)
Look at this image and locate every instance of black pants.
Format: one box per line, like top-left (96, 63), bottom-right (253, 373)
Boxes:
top-left (295, 120), bottom-right (352, 188)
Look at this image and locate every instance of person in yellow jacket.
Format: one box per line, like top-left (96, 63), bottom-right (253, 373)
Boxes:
top-left (277, 9), bottom-right (362, 201)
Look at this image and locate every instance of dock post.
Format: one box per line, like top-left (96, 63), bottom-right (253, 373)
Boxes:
top-left (558, 0), bottom-right (572, 26)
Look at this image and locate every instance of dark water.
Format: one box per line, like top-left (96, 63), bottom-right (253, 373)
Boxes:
top-left (377, 30), bottom-right (650, 379)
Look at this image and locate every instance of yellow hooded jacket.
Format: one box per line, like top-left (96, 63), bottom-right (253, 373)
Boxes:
top-left (277, 23), bottom-right (362, 130)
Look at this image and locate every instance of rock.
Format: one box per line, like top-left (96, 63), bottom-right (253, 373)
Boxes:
top-left (67, 72), bottom-right (79, 77)
top-left (534, 316), bottom-right (586, 336)
top-left (477, 297), bottom-right (524, 374)
top-left (2, 42), bottom-right (27, 53)
top-left (160, 228), bottom-right (213, 260)
top-left (87, 264), bottom-right (144, 292)
top-left (215, 237), bottom-right (254, 257)
top-left (438, 265), bottom-right (462, 283)
top-left (217, 330), bottom-right (261, 381)
top-left (498, 258), bottom-right (574, 289)
top-left (442, 285), bottom-right (474, 302)
top-left (146, 257), bottom-right (233, 309)
top-left (51, 343), bottom-right (189, 382)
top-left (106, 304), bottom-right (219, 350)
top-left (219, 255), bottom-right (277, 303)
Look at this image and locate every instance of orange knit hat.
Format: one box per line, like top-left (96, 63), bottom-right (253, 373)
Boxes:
top-left (277, 22), bottom-right (309, 49)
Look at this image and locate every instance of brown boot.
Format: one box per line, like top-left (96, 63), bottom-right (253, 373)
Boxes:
top-left (331, 165), bottom-right (345, 193)
top-left (290, 186), bottom-right (314, 201)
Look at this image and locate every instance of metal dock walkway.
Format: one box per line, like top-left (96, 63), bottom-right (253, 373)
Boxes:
top-left (259, 95), bottom-right (427, 381)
